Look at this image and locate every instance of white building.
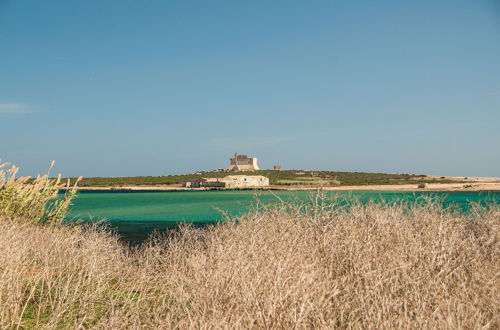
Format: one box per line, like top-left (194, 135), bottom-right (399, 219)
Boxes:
top-left (182, 175), bottom-right (269, 188)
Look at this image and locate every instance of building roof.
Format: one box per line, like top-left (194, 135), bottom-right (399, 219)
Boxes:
top-left (224, 175), bottom-right (267, 180)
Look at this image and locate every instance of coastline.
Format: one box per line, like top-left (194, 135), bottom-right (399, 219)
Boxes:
top-left (61, 182), bottom-right (500, 192)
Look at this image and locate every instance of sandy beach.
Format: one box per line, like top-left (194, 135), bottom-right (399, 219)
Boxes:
top-left (67, 179), bottom-right (500, 192)
top-left (320, 182), bottom-right (500, 192)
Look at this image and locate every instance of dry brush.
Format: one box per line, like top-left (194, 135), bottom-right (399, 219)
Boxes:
top-left (0, 193), bottom-right (498, 328)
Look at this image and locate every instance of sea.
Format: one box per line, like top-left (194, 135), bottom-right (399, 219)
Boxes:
top-left (64, 190), bottom-right (499, 243)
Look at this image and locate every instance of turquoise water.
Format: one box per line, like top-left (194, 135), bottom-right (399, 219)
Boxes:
top-left (66, 190), bottom-right (499, 242)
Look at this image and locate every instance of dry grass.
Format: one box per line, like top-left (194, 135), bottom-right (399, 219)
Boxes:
top-left (0, 196), bottom-right (498, 329)
top-left (0, 162), bottom-right (80, 225)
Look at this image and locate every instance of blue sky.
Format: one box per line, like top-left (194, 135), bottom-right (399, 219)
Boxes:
top-left (1, 0), bottom-right (499, 177)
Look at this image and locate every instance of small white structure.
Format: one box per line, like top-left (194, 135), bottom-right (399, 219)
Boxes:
top-left (182, 175), bottom-right (269, 189)
top-left (222, 175), bottom-right (269, 188)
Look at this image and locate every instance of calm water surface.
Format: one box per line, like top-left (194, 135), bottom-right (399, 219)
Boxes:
top-left (65, 190), bottom-right (499, 243)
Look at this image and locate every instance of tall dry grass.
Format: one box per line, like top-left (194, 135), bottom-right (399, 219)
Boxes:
top-left (0, 195), bottom-right (498, 329)
top-left (0, 161), bottom-right (80, 225)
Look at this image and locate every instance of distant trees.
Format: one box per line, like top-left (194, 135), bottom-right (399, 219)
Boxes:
top-left (64, 170), bottom-right (458, 187)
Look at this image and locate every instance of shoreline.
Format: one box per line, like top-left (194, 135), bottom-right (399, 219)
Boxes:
top-left (61, 182), bottom-right (500, 192)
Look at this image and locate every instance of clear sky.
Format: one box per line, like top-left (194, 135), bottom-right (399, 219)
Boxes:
top-left (1, 0), bottom-right (499, 177)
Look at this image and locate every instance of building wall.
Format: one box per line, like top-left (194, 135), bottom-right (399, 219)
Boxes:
top-left (223, 175), bottom-right (269, 188)
top-left (202, 181), bottom-right (226, 188)
top-left (182, 175), bottom-right (269, 188)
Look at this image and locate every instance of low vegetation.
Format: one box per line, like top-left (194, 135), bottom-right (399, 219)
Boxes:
top-left (0, 164), bottom-right (498, 328)
top-left (66, 170), bottom-right (457, 187)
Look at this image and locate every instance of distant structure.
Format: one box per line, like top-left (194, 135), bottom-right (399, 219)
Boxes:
top-left (182, 175), bottom-right (269, 189)
top-left (229, 153), bottom-right (259, 171)
top-left (274, 165), bottom-right (282, 171)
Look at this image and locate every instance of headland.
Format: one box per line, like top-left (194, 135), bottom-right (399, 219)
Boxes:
top-left (62, 171), bottom-right (500, 192)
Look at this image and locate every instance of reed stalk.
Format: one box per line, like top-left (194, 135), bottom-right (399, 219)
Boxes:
top-left (0, 161), bottom-right (80, 225)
